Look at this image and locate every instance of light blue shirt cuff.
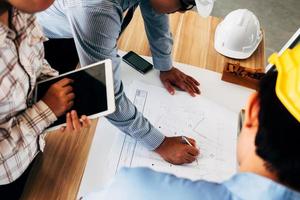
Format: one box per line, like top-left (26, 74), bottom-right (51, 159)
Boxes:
top-left (153, 56), bottom-right (173, 72)
top-left (139, 126), bottom-right (165, 150)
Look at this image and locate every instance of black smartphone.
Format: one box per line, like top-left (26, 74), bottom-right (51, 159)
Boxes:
top-left (122, 51), bottom-right (153, 74)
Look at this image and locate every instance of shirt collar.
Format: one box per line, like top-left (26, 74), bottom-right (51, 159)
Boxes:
top-left (0, 8), bottom-right (33, 45)
top-left (224, 172), bottom-right (300, 200)
top-left (11, 9), bottom-right (33, 36)
top-left (0, 11), bottom-right (10, 45)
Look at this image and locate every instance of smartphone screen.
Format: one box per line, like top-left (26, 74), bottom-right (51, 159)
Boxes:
top-left (122, 51), bottom-right (153, 74)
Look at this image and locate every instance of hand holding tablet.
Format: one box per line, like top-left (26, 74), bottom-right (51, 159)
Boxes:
top-left (42, 78), bottom-right (75, 117)
top-left (35, 59), bottom-right (115, 131)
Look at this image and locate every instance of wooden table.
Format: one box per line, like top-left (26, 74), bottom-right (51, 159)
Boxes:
top-left (20, 119), bottom-right (98, 200)
top-left (118, 9), bottom-right (265, 72)
top-left (21, 9), bottom-right (265, 200)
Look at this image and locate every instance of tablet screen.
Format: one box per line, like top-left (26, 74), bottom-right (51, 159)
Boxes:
top-left (36, 63), bottom-right (107, 128)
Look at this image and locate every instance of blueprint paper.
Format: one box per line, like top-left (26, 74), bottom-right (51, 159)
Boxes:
top-left (108, 81), bottom-right (238, 182)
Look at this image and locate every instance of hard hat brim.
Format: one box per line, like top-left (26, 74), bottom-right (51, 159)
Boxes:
top-left (214, 32), bottom-right (262, 59)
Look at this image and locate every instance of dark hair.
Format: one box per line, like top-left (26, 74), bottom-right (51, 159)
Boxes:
top-left (0, 1), bottom-right (11, 15)
top-left (255, 70), bottom-right (300, 190)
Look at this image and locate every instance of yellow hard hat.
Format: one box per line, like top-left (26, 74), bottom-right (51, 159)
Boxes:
top-left (268, 44), bottom-right (300, 123)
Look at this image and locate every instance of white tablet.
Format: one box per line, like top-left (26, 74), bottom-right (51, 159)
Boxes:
top-left (35, 59), bottom-right (115, 131)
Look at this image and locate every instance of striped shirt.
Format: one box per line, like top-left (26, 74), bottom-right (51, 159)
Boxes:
top-left (0, 8), bottom-right (58, 184)
top-left (37, 0), bottom-right (173, 150)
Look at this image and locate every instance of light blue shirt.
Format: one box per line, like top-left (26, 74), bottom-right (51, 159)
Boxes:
top-left (37, 0), bottom-right (174, 150)
top-left (88, 167), bottom-right (300, 200)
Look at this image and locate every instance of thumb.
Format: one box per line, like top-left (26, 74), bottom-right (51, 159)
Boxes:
top-left (187, 138), bottom-right (197, 147)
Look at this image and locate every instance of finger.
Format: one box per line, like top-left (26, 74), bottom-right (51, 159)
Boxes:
top-left (187, 76), bottom-right (200, 86)
top-left (63, 86), bottom-right (73, 94)
top-left (71, 110), bottom-right (81, 131)
top-left (66, 112), bottom-right (73, 131)
top-left (66, 101), bottom-right (74, 111)
top-left (184, 154), bottom-right (197, 163)
top-left (176, 80), bottom-right (190, 92)
top-left (80, 115), bottom-right (91, 128)
top-left (186, 77), bottom-right (201, 95)
top-left (162, 80), bottom-right (175, 95)
top-left (184, 80), bottom-right (197, 95)
top-left (181, 81), bottom-right (195, 97)
top-left (186, 145), bottom-right (200, 156)
top-left (187, 138), bottom-right (197, 147)
top-left (66, 92), bottom-right (75, 101)
top-left (60, 126), bottom-right (66, 132)
top-left (57, 78), bottom-right (74, 87)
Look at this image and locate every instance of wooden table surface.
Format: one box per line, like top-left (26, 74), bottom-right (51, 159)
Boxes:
top-left (118, 9), bottom-right (265, 72)
top-left (21, 119), bottom-right (98, 200)
top-left (21, 9), bottom-right (265, 200)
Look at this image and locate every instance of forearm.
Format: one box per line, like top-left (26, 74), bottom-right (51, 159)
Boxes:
top-left (0, 100), bottom-right (56, 159)
top-left (106, 83), bottom-right (165, 150)
top-left (140, 0), bottom-right (173, 71)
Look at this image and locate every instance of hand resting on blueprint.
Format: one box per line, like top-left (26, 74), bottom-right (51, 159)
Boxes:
top-left (160, 67), bottom-right (200, 97)
top-left (155, 136), bottom-right (199, 165)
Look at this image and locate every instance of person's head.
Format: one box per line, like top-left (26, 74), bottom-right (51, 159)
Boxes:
top-left (150, 0), bottom-right (215, 18)
top-left (237, 70), bottom-right (300, 190)
top-left (3, 0), bottom-right (54, 13)
top-left (150, 0), bottom-right (195, 14)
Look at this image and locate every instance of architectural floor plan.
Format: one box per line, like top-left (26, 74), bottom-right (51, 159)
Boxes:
top-left (108, 81), bottom-right (238, 182)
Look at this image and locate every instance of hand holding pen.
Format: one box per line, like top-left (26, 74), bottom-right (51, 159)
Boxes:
top-left (155, 136), bottom-right (199, 165)
top-left (182, 136), bottom-right (199, 165)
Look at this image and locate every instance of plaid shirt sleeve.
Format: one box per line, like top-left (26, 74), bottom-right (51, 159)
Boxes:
top-left (0, 100), bottom-right (57, 162)
top-left (38, 59), bottom-right (59, 80)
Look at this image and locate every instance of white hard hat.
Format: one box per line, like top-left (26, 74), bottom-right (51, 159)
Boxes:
top-left (214, 9), bottom-right (262, 59)
top-left (192, 0), bottom-right (215, 18)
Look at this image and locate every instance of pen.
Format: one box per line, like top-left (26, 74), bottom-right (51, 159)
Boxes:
top-left (181, 136), bottom-right (199, 165)
top-left (182, 135), bottom-right (193, 146)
